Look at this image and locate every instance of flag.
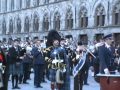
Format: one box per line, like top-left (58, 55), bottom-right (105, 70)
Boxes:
top-left (73, 51), bottom-right (88, 77)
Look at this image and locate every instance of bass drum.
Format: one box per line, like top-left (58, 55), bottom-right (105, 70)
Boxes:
top-left (93, 57), bottom-right (100, 83)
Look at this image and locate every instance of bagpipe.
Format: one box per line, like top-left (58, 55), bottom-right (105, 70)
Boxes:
top-left (50, 48), bottom-right (66, 83)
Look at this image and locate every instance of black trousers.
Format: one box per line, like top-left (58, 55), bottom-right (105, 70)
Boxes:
top-left (34, 64), bottom-right (44, 86)
top-left (74, 70), bottom-right (85, 90)
top-left (84, 68), bottom-right (89, 84)
top-left (23, 63), bottom-right (29, 82)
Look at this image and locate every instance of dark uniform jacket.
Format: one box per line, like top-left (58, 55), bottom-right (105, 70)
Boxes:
top-left (31, 46), bottom-right (45, 65)
top-left (98, 44), bottom-right (115, 74)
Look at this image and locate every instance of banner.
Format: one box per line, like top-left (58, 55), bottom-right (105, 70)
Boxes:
top-left (73, 52), bottom-right (88, 77)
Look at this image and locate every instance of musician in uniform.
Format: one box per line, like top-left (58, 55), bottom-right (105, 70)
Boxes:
top-left (45, 30), bottom-right (70, 90)
top-left (98, 34), bottom-right (115, 74)
top-left (8, 39), bottom-right (24, 89)
top-left (31, 39), bottom-right (45, 88)
top-left (73, 41), bottom-right (94, 90)
top-left (72, 41), bottom-right (86, 90)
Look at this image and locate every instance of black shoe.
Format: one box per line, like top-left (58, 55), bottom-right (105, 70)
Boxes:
top-left (35, 85), bottom-right (43, 88)
top-left (42, 80), bottom-right (47, 83)
top-left (84, 83), bottom-right (89, 85)
top-left (12, 87), bottom-right (15, 89)
top-left (19, 82), bottom-right (22, 84)
top-left (23, 82), bottom-right (29, 84)
top-left (39, 85), bottom-right (43, 88)
top-left (15, 86), bottom-right (21, 89)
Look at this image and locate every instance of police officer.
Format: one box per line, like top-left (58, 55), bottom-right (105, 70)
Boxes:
top-left (98, 34), bottom-right (115, 74)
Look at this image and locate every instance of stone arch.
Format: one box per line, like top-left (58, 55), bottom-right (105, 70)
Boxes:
top-left (33, 12), bottom-right (39, 32)
top-left (65, 8), bottom-right (73, 29)
top-left (92, 1), bottom-right (107, 17)
top-left (16, 16), bottom-right (22, 33)
top-left (112, 1), bottom-right (120, 25)
top-left (9, 18), bottom-right (14, 34)
top-left (79, 6), bottom-right (88, 17)
top-left (53, 11), bottom-right (61, 30)
top-left (24, 16), bottom-right (30, 32)
top-left (94, 4), bottom-right (106, 26)
top-left (79, 6), bottom-right (88, 28)
top-left (43, 13), bottom-right (49, 31)
top-left (2, 18), bottom-right (6, 34)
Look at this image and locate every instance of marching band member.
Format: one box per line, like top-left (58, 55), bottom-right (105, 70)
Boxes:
top-left (8, 39), bottom-right (24, 89)
top-left (73, 41), bottom-right (86, 90)
top-left (45, 30), bottom-right (70, 90)
top-left (31, 39), bottom-right (45, 88)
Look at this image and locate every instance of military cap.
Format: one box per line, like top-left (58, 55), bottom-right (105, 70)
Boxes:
top-left (103, 34), bottom-right (113, 39)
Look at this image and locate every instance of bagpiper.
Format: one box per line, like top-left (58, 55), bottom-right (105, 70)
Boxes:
top-left (45, 30), bottom-right (70, 90)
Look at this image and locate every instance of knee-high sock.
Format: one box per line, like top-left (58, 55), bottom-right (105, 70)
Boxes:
top-left (15, 75), bottom-right (18, 87)
top-left (51, 83), bottom-right (55, 90)
top-left (12, 75), bottom-right (15, 88)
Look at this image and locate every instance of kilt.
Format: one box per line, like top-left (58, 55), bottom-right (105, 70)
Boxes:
top-left (49, 69), bottom-right (56, 82)
top-left (9, 62), bottom-right (23, 76)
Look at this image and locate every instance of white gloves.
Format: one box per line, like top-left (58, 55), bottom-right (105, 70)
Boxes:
top-left (104, 68), bottom-right (110, 74)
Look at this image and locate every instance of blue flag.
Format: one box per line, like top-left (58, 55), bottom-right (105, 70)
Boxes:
top-left (73, 52), bottom-right (88, 77)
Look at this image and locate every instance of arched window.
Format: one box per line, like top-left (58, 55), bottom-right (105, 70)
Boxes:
top-left (0, 0), bottom-right (1, 12)
top-left (11, 0), bottom-right (14, 11)
top-left (20, 0), bottom-right (22, 9)
top-left (26, 0), bottom-right (30, 8)
top-left (9, 19), bottom-right (13, 34)
top-left (43, 14), bottom-right (49, 31)
top-left (44, 0), bottom-right (49, 4)
top-left (112, 2), bottom-right (120, 25)
top-left (33, 14), bottom-right (39, 32)
top-left (53, 12), bottom-right (60, 30)
top-left (79, 7), bottom-right (88, 28)
top-left (24, 16), bottom-right (30, 33)
top-left (95, 4), bottom-right (105, 27)
top-left (2, 19), bottom-right (6, 34)
top-left (34, 0), bottom-right (39, 6)
top-left (5, 0), bottom-right (7, 12)
top-left (17, 17), bottom-right (21, 33)
top-left (65, 9), bottom-right (73, 30)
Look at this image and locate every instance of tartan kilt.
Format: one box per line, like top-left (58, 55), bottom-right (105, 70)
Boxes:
top-left (49, 69), bottom-right (56, 82)
top-left (9, 62), bottom-right (23, 76)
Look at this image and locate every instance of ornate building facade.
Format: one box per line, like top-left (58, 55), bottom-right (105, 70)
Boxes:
top-left (0, 0), bottom-right (120, 44)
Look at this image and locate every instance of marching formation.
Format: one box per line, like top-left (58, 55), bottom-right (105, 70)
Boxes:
top-left (0, 30), bottom-right (120, 90)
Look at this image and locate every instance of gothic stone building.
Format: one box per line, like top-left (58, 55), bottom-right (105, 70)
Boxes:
top-left (0, 0), bottom-right (120, 44)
